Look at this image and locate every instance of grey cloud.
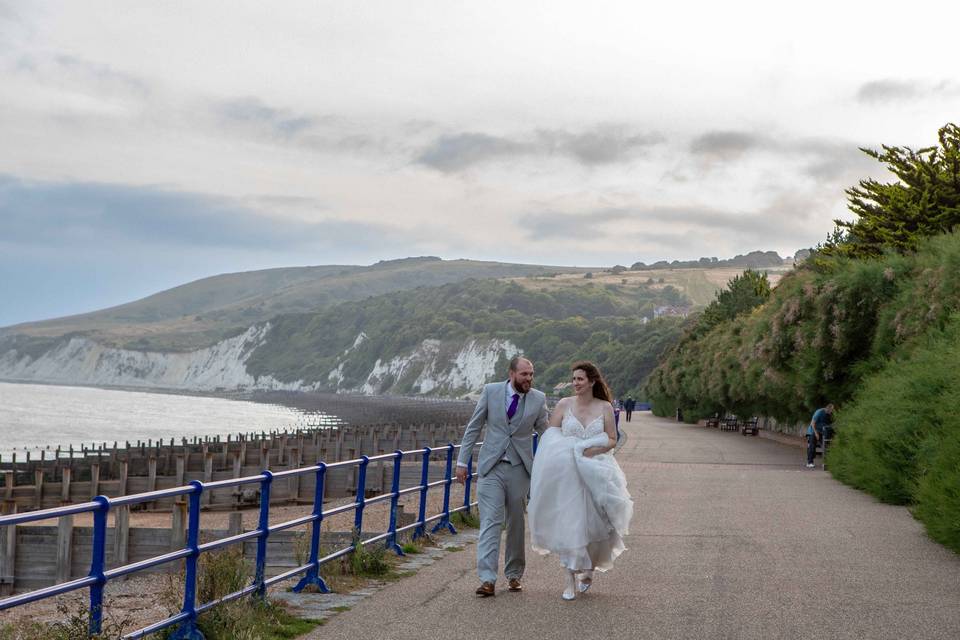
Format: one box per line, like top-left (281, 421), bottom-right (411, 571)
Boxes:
top-left (0, 175), bottom-right (404, 253)
top-left (217, 97), bottom-right (315, 138)
top-left (522, 197), bottom-right (820, 249)
top-left (416, 125), bottom-right (663, 172)
top-left (536, 126), bottom-right (664, 165)
top-left (416, 133), bottom-right (529, 172)
top-left (856, 79), bottom-right (921, 104)
top-left (11, 52), bottom-right (150, 96)
top-left (519, 209), bottom-right (634, 240)
top-left (689, 131), bottom-right (770, 158)
top-left (214, 98), bottom-right (387, 154)
top-left (687, 130), bottom-right (878, 184)
top-left (856, 78), bottom-right (960, 104)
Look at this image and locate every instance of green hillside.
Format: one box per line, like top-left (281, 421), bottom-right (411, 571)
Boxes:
top-left (246, 278), bottom-right (686, 395)
top-left (2, 258), bottom-right (587, 351)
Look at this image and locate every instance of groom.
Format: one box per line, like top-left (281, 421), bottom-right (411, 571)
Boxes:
top-left (455, 356), bottom-right (548, 597)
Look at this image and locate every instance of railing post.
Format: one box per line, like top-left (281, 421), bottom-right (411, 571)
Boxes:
top-left (462, 455), bottom-right (474, 515)
top-left (171, 481), bottom-right (204, 640)
top-left (253, 471), bottom-right (273, 600)
top-left (87, 495), bottom-right (109, 637)
top-left (414, 447), bottom-right (431, 540)
top-left (293, 464), bottom-right (330, 593)
top-left (431, 444), bottom-right (456, 535)
top-left (386, 451), bottom-right (404, 555)
top-left (354, 456), bottom-right (369, 535)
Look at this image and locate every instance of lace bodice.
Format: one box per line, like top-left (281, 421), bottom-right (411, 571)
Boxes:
top-left (561, 407), bottom-right (606, 439)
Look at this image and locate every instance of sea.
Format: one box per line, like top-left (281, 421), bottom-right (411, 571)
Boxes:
top-left (0, 382), bottom-right (310, 458)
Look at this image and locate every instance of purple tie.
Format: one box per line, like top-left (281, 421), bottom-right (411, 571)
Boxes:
top-left (507, 393), bottom-right (520, 420)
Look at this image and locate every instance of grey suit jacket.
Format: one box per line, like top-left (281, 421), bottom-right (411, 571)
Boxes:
top-left (457, 381), bottom-right (549, 477)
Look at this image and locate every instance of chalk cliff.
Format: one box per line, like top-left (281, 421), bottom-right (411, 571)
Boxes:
top-left (0, 326), bottom-right (517, 396)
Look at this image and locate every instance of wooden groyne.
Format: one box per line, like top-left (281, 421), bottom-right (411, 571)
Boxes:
top-left (0, 393), bottom-right (475, 513)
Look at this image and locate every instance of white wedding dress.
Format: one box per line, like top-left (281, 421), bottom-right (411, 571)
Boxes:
top-left (528, 407), bottom-right (633, 572)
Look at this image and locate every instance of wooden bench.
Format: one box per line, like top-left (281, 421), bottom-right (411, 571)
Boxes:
top-left (705, 414), bottom-right (720, 428)
top-left (720, 415), bottom-right (739, 431)
top-left (740, 416), bottom-right (759, 436)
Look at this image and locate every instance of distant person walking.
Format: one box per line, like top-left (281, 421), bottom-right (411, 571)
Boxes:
top-left (806, 403), bottom-right (834, 468)
top-left (624, 397), bottom-right (636, 422)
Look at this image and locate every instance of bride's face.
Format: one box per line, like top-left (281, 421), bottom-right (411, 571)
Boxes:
top-left (572, 369), bottom-right (592, 396)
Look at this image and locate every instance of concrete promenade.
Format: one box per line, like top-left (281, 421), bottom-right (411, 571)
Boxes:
top-left (306, 412), bottom-right (960, 639)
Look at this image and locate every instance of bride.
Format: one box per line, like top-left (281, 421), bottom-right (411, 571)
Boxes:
top-left (528, 361), bottom-right (633, 600)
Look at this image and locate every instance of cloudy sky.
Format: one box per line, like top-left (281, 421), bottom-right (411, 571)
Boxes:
top-left (2, 1), bottom-right (959, 326)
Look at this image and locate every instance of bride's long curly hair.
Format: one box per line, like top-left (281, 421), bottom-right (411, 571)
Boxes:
top-left (572, 361), bottom-right (613, 403)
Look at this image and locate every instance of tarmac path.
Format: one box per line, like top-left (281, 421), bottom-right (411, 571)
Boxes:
top-left (304, 412), bottom-right (960, 640)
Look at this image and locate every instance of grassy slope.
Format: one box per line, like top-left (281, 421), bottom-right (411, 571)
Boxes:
top-left (2, 258), bottom-right (587, 351)
top-left (245, 278), bottom-right (687, 395)
top-left (2, 250), bottom-right (788, 353)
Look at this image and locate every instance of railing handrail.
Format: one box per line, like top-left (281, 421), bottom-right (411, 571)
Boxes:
top-left (0, 436), bottom-right (521, 639)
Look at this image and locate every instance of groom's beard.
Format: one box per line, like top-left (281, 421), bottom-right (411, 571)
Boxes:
top-left (514, 379), bottom-right (532, 393)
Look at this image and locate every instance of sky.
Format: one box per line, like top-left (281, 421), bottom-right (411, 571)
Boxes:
top-left (2, 0), bottom-right (959, 326)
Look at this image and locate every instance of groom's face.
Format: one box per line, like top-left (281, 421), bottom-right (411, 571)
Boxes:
top-left (510, 359), bottom-right (535, 394)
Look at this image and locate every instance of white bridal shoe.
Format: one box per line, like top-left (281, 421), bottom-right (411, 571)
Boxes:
top-left (562, 569), bottom-right (577, 600)
top-left (577, 570), bottom-right (594, 593)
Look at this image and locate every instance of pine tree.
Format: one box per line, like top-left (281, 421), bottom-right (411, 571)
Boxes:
top-left (824, 123), bottom-right (960, 258)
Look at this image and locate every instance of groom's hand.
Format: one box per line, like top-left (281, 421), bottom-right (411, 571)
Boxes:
top-left (455, 466), bottom-right (468, 484)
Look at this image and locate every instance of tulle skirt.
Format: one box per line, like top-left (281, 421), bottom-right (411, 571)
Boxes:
top-left (528, 428), bottom-right (633, 571)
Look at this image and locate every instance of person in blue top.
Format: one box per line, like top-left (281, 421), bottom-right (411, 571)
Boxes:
top-left (805, 403), bottom-right (834, 468)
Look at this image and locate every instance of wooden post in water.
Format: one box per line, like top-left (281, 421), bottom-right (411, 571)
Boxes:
top-left (56, 514), bottom-right (73, 583)
top-left (202, 453), bottom-right (213, 507)
top-left (0, 502), bottom-right (17, 595)
top-left (118, 460), bottom-right (129, 497)
top-left (3, 471), bottom-right (13, 504)
top-left (170, 501), bottom-right (187, 554)
top-left (113, 506), bottom-right (130, 578)
top-left (146, 456), bottom-right (157, 509)
top-left (261, 443), bottom-right (271, 471)
top-left (231, 454), bottom-right (242, 504)
top-left (175, 455), bottom-right (185, 491)
top-left (288, 447), bottom-right (301, 503)
top-left (33, 467), bottom-right (44, 509)
top-left (90, 463), bottom-right (100, 499)
top-left (60, 466), bottom-right (71, 504)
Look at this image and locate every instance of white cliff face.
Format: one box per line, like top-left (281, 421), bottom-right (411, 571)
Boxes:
top-left (0, 328), bottom-right (518, 397)
top-left (352, 338), bottom-right (519, 395)
top-left (0, 325), bottom-right (309, 391)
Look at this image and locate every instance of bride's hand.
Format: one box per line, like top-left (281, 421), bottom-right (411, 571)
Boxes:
top-left (582, 447), bottom-right (605, 458)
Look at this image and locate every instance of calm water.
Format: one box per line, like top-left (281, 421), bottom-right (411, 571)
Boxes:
top-left (0, 382), bottom-right (307, 457)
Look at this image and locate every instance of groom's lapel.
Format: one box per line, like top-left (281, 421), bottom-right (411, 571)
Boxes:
top-left (496, 381), bottom-right (509, 425)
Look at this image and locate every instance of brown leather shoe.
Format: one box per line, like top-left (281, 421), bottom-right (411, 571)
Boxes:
top-left (475, 582), bottom-right (495, 597)
top-left (508, 578), bottom-right (522, 592)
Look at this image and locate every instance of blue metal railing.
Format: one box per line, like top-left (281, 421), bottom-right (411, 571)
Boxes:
top-left (0, 437), bottom-right (518, 639)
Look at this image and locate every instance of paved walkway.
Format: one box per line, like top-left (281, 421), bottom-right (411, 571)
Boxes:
top-left (298, 412), bottom-right (960, 639)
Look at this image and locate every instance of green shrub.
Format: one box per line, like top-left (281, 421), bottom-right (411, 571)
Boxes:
top-left (161, 548), bottom-right (321, 640)
top-left (647, 231), bottom-right (960, 424)
top-left (0, 603), bottom-right (130, 640)
top-left (349, 538), bottom-right (390, 577)
top-left (828, 315), bottom-right (960, 551)
top-left (450, 510), bottom-right (481, 529)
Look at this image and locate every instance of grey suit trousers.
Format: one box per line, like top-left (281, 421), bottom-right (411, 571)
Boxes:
top-left (476, 460), bottom-right (529, 584)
